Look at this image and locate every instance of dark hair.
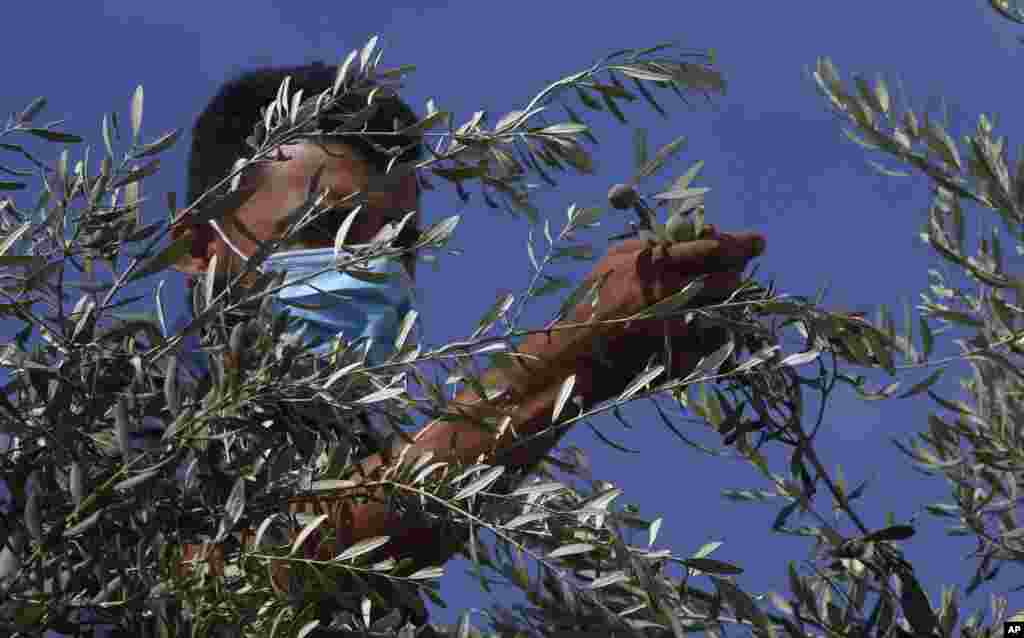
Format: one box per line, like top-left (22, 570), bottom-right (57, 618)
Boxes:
top-left (186, 61), bottom-right (423, 253)
top-left (187, 61), bottom-right (421, 205)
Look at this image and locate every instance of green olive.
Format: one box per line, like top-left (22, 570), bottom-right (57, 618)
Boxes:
top-left (665, 211), bottom-right (697, 243)
top-left (607, 183), bottom-right (639, 210)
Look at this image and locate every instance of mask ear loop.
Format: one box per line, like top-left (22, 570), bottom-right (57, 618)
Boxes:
top-left (207, 219), bottom-right (257, 269)
top-left (187, 219), bottom-right (271, 320)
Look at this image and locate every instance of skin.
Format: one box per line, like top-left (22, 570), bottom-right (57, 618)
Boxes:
top-left (172, 141), bottom-right (420, 274)
top-left (172, 140), bottom-right (767, 581)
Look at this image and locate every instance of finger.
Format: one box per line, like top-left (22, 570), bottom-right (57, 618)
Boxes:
top-left (718, 230), bottom-right (767, 260)
top-left (663, 230), bottom-right (766, 270)
top-left (608, 224), bottom-right (720, 257)
top-left (606, 237), bottom-right (649, 257)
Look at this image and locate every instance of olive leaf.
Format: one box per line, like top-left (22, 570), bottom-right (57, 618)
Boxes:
top-left (336, 536), bottom-right (392, 562)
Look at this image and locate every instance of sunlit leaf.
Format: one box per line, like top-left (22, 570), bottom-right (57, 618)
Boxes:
top-left (648, 517), bottom-right (663, 548)
top-left (579, 487), bottom-right (622, 513)
top-left (334, 49), bottom-right (360, 95)
top-left (394, 309), bottom-right (418, 351)
top-left (510, 482), bottom-right (565, 498)
top-left (290, 514), bottom-right (329, 556)
top-left (611, 64), bottom-right (673, 83)
top-left (547, 543), bottom-right (594, 559)
top-left (589, 571), bottom-right (629, 589)
top-left (130, 85), bottom-right (144, 143)
top-left (252, 514), bottom-right (282, 550)
top-left (505, 512), bottom-right (550, 530)
top-left (619, 365), bottom-right (665, 402)
top-left (539, 122), bottom-right (589, 136)
top-left (407, 565), bottom-right (444, 580)
top-left (552, 374), bottom-right (577, 422)
top-left (297, 621), bottom-right (321, 638)
top-left (355, 386), bottom-right (405, 405)
top-left (693, 541), bottom-right (723, 559)
top-left (0, 222), bottom-right (31, 257)
top-left (453, 466), bottom-right (505, 501)
top-left (359, 35), bottom-right (379, 73)
top-left (686, 341), bottom-right (735, 381)
top-left (777, 349), bottom-right (820, 368)
top-left (472, 292), bottom-right (514, 340)
top-left (419, 215), bottom-right (460, 245)
top-left (336, 536), bottom-right (391, 562)
top-left (924, 120), bottom-right (962, 171)
top-left (875, 74), bottom-right (891, 114)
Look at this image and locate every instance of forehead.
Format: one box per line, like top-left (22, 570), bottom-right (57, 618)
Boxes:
top-left (259, 140), bottom-right (371, 192)
top-left (258, 140), bottom-right (420, 274)
top-left (253, 140), bottom-right (418, 208)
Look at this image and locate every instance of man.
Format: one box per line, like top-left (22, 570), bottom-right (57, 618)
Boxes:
top-left (169, 61), bottom-right (766, 631)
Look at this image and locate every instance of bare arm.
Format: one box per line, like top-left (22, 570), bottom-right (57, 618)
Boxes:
top-left (322, 325), bottom-right (610, 567)
top-left (184, 228), bottom-right (765, 576)
top-left (335, 228), bottom-right (765, 566)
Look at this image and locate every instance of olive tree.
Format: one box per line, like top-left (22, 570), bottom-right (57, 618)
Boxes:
top-left (0, 3), bottom-right (1020, 636)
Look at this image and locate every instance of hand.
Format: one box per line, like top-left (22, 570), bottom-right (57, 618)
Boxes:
top-left (558, 225), bottom-right (766, 396)
top-left (573, 224), bottom-right (765, 334)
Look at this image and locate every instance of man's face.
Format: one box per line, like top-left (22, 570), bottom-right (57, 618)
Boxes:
top-left (173, 141), bottom-right (419, 276)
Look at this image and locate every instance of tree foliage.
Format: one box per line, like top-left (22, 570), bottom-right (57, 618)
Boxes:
top-left (0, 6), bottom-right (1021, 636)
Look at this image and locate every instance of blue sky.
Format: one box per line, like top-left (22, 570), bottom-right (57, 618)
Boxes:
top-left (4, 0), bottom-right (1021, 627)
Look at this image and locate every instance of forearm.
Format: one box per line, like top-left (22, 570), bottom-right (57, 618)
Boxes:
top-left (363, 319), bottom-right (618, 477)
top-left (181, 329), bottom-right (682, 574)
top-left (177, 332), bottom-right (602, 577)
top-left (343, 373), bottom-right (579, 552)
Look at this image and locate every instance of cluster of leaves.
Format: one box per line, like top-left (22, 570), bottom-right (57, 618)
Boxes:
top-left (0, 36), bottom-right (773, 637)
top-left (0, 11), bottom-right (1020, 637)
top-left (806, 9), bottom-right (1024, 599)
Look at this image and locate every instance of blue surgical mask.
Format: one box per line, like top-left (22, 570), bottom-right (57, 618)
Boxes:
top-left (261, 247), bottom-right (415, 366)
